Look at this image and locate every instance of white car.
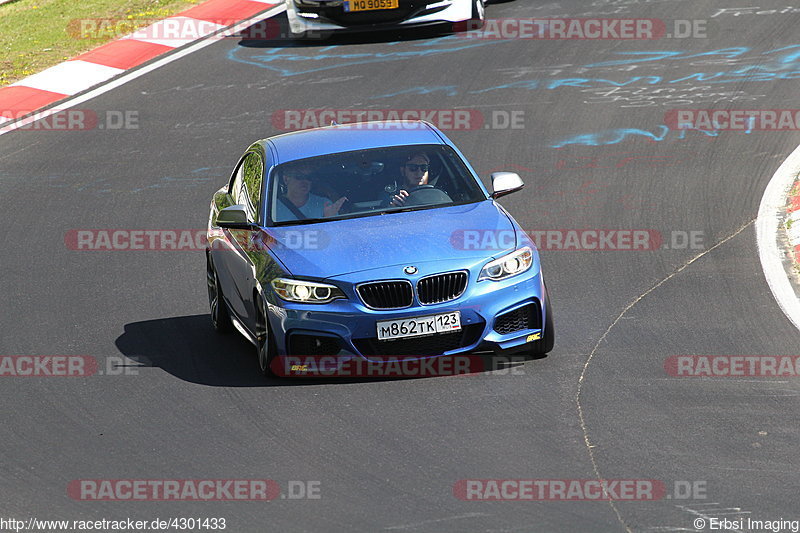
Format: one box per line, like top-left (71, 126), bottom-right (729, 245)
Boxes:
top-left (286, 0), bottom-right (486, 38)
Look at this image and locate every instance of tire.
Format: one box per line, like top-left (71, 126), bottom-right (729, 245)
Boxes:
top-left (256, 297), bottom-right (278, 377)
top-left (207, 255), bottom-right (233, 334)
top-left (471, 0), bottom-right (486, 29)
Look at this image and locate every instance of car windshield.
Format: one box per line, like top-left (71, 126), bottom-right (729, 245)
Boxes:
top-left (266, 144), bottom-right (486, 226)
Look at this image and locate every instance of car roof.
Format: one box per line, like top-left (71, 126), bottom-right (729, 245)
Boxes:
top-left (261, 121), bottom-right (447, 165)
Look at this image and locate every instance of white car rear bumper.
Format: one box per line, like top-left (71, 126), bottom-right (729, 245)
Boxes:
top-left (286, 0), bottom-right (473, 35)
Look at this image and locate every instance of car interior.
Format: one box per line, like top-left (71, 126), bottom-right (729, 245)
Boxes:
top-left (268, 145), bottom-right (484, 223)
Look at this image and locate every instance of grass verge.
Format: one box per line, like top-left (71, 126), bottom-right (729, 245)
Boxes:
top-left (0, 0), bottom-right (202, 87)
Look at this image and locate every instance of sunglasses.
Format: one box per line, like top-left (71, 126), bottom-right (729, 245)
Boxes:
top-left (404, 163), bottom-right (429, 172)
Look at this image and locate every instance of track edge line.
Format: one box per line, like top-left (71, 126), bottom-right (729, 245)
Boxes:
top-left (756, 142), bottom-right (800, 333)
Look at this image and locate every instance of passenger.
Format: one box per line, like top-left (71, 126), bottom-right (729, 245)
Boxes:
top-left (276, 163), bottom-right (347, 221)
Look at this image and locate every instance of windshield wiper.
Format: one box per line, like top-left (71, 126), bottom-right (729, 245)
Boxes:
top-left (274, 217), bottom-right (331, 226)
top-left (381, 207), bottom-right (417, 214)
top-left (382, 204), bottom-right (449, 214)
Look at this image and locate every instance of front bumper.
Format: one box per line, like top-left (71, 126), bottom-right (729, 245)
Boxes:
top-left (286, 0), bottom-right (471, 35)
top-left (264, 260), bottom-right (547, 362)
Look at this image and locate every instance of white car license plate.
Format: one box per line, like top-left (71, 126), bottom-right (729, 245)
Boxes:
top-left (346, 0), bottom-right (399, 12)
top-left (376, 311), bottom-right (461, 341)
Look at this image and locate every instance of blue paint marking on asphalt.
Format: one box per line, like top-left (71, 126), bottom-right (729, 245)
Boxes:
top-left (767, 45), bottom-right (800, 64)
top-left (363, 45), bottom-right (800, 99)
top-left (550, 126), bottom-right (670, 148)
top-left (227, 37), bottom-right (799, 149)
top-left (469, 76), bottom-right (665, 94)
top-left (226, 35), bottom-right (504, 77)
top-left (371, 86), bottom-right (460, 98)
top-left (472, 68), bottom-right (800, 95)
top-left (582, 47), bottom-right (752, 68)
top-left (745, 116), bottom-right (756, 135)
top-left (471, 46), bottom-right (800, 95)
top-left (550, 126), bottom-right (719, 148)
top-left (475, 45), bottom-right (798, 149)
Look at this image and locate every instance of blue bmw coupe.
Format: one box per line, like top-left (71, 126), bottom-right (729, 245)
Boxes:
top-left (206, 121), bottom-right (553, 376)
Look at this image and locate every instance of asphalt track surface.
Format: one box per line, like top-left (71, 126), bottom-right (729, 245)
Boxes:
top-left (2, 1), bottom-right (800, 531)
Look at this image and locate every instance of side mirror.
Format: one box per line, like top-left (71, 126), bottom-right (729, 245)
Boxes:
top-left (490, 172), bottom-right (524, 199)
top-left (216, 205), bottom-right (256, 229)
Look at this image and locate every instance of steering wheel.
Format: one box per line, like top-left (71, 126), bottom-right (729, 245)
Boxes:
top-left (403, 185), bottom-right (451, 207)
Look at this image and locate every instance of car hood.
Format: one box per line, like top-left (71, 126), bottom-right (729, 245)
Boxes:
top-left (262, 201), bottom-right (516, 279)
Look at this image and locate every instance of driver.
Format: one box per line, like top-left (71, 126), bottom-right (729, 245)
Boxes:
top-left (387, 152), bottom-right (431, 207)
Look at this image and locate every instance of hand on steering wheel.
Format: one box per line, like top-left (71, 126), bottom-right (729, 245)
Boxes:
top-left (390, 185), bottom-right (436, 207)
top-left (390, 189), bottom-right (409, 207)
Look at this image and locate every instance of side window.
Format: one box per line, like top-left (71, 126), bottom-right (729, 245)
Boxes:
top-left (229, 158), bottom-right (245, 201)
top-left (242, 154), bottom-right (263, 220)
top-left (229, 153), bottom-right (263, 222)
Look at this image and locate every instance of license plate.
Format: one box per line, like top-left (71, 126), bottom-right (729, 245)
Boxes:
top-left (377, 311), bottom-right (461, 341)
top-left (345, 0), bottom-right (399, 12)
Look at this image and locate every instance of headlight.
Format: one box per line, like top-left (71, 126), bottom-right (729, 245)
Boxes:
top-left (271, 278), bottom-right (346, 304)
top-left (478, 247), bottom-right (533, 281)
